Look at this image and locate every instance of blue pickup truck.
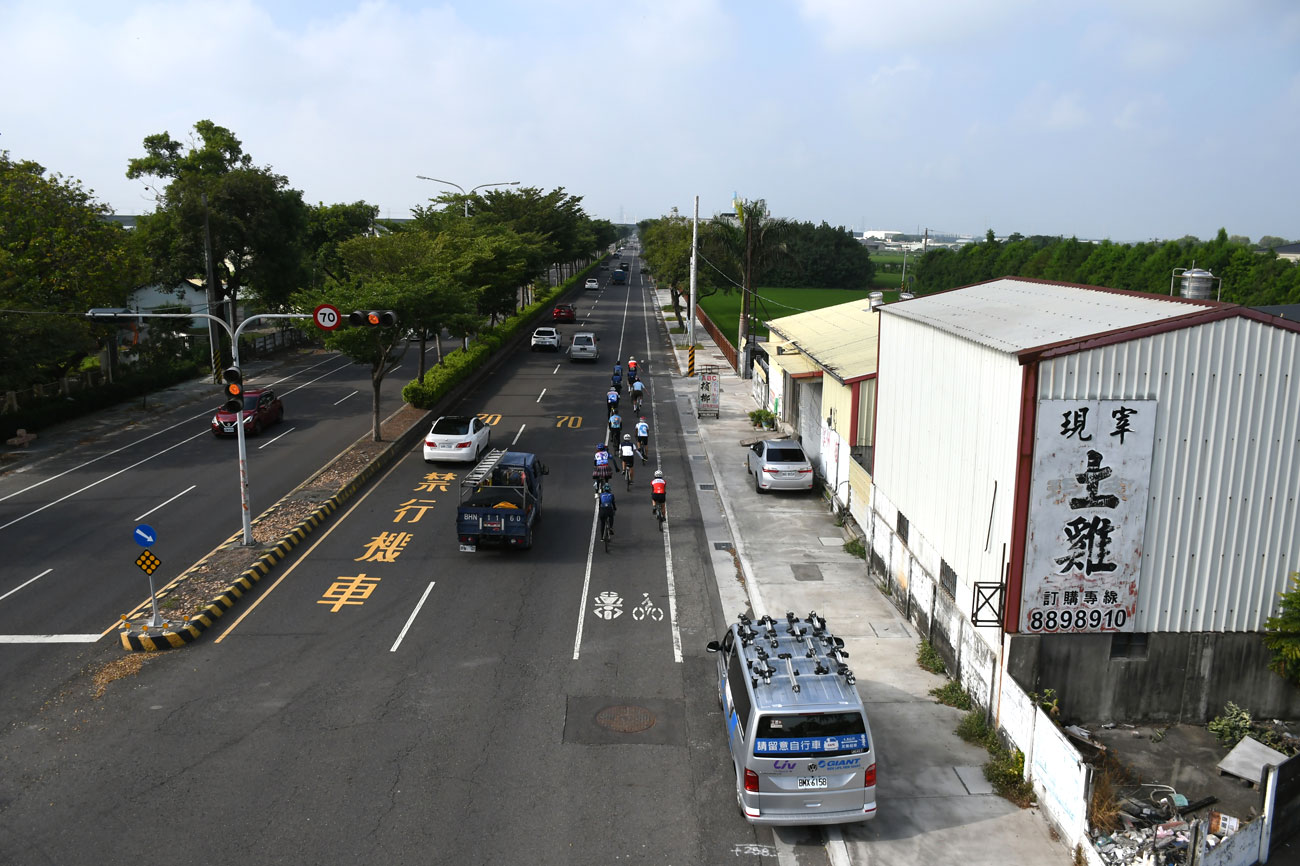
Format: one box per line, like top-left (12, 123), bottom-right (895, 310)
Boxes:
top-left (456, 449), bottom-right (548, 551)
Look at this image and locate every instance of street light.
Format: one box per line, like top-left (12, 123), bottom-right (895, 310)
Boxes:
top-left (416, 175), bottom-right (521, 216)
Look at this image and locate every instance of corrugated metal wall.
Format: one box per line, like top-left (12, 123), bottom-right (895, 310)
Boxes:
top-left (1038, 316), bottom-right (1300, 632)
top-left (874, 314), bottom-right (1024, 600)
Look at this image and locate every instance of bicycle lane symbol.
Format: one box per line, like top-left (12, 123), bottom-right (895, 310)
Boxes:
top-left (632, 593), bottom-right (663, 622)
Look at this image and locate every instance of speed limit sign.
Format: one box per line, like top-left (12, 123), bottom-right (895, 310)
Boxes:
top-left (313, 303), bottom-right (341, 331)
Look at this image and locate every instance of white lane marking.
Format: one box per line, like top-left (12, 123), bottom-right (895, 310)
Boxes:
top-left (333, 390), bottom-right (359, 405)
top-left (134, 484), bottom-right (197, 521)
top-left (552, 364), bottom-right (560, 375)
top-left (0, 354), bottom-right (353, 507)
top-left (0, 568), bottom-right (53, 604)
top-left (391, 581), bottom-right (436, 652)
top-left (0, 634), bottom-right (104, 643)
top-left (0, 431), bottom-right (208, 532)
top-left (536, 388), bottom-right (546, 403)
top-left (826, 827), bottom-right (851, 866)
top-left (572, 504), bottom-right (601, 659)
top-left (257, 426), bottom-right (296, 450)
top-left (512, 424), bottom-right (526, 445)
top-left (640, 289), bottom-right (680, 663)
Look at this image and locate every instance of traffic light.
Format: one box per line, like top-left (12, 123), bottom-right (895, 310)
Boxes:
top-left (349, 310), bottom-right (397, 327)
top-left (222, 367), bottom-right (244, 413)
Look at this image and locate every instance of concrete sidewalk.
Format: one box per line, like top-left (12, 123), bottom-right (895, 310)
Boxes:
top-left (655, 289), bottom-right (1071, 866)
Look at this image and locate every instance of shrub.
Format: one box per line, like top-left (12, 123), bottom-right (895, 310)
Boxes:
top-left (956, 709), bottom-right (995, 747)
top-left (916, 640), bottom-right (947, 675)
top-left (1264, 572), bottom-right (1300, 685)
top-left (984, 744), bottom-right (1035, 807)
top-left (843, 538), bottom-right (866, 559)
top-left (1208, 702), bottom-right (1253, 748)
top-left (930, 680), bottom-right (973, 710)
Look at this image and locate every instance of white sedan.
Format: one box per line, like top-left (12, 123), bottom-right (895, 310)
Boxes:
top-left (585, 278), bottom-right (600, 290)
top-left (423, 415), bottom-right (491, 463)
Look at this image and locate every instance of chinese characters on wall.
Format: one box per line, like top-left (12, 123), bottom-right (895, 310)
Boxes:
top-left (1020, 400), bottom-right (1155, 633)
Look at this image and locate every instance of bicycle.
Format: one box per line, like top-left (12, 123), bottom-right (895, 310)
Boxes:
top-left (652, 500), bottom-right (666, 532)
top-left (623, 456), bottom-right (634, 489)
top-left (631, 392), bottom-right (643, 414)
top-left (599, 511), bottom-right (613, 552)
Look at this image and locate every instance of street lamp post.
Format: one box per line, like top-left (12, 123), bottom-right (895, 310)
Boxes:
top-left (416, 176), bottom-right (521, 216)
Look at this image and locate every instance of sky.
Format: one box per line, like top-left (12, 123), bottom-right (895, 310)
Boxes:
top-left (3, 0), bottom-right (1298, 243)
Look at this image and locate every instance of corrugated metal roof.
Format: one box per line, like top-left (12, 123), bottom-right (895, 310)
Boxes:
top-left (881, 278), bottom-right (1209, 355)
top-left (766, 299), bottom-right (880, 383)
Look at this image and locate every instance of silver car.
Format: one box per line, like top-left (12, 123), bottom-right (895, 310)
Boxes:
top-left (746, 439), bottom-right (814, 493)
top-left (568, 331), bottom-right (599, 362)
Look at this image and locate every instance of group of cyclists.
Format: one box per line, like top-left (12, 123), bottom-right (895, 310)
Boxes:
top-left (594, 356), bottom-right (667, 541)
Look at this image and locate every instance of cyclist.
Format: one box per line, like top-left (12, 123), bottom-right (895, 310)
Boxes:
top-left (635, 416), bottom-right (650, 463)
top-left (619, 433), bottom-right (641, 479)
top-left (593, 443), bottom-right (614, 490)
top-left (608, 410), bottom-right (622, 441)
top-left (611, 364), bottom-right (623, 393)
top-left (627, 356), bottom-right (639, 382)
top-left (630, 377), bottom-right (645, 413)
top-left (606, 386), bottom-right (620, 417)
top-left (598, 483), bottom-right (617, 537)
top-left (650, 469), bottom-right (668, 521)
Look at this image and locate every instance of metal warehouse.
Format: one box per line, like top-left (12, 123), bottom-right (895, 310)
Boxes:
top-left (867, 277), bottom-right (1300, 722)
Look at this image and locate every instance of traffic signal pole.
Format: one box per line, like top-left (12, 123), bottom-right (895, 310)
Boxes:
top-left (88, 309), bottom-right (310, 545)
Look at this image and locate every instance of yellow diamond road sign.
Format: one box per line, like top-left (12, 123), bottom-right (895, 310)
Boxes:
top-left (135, 550), bottom-right (161, 575)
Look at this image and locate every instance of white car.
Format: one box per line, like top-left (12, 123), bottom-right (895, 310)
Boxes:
top-left (585, 278), bottom-right (600, 290)
top-left (423, 415), bottom-right (491, 463)
top-left (531, 327), bottom-right (562, 351)
top-left (746, 438), bottom-right (815, 493)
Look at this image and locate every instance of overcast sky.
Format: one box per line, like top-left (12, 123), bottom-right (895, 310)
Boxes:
top-left (3, 0), bottom-right (1297, 242)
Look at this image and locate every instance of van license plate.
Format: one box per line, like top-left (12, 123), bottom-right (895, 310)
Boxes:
top-left (459, 544), bottom-right (476, 553)
top-left (798, 777), bottom-right (828, 790)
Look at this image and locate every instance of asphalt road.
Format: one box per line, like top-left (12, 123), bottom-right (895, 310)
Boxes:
top-left (0, 261), bottom-right (788, 865)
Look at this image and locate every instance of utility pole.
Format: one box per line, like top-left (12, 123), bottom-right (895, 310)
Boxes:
top-left (202, 193), bottom-right (221, 380)
top-left (688, 195), bottom-right (699, 352)
top-left (738, 209), bottom-right (755, 380)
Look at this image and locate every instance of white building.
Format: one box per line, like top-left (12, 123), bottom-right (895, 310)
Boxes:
top-left (868, 277), bottom-right (1300, 722)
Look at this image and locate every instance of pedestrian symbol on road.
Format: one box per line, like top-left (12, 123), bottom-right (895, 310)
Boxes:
top-left (632, 593), bottom-right (663, 622)
top-left (592, 591), bottom-right (623, 620)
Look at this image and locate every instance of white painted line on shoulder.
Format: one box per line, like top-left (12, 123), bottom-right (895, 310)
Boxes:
top-left (334, 390), bottom-right (359, 405)
top-left (135, 484), bottom-right (197, 521)
top-left (258, 426), bottom-right (296, 449)
top-left (536, 388), bottom-right (546, 403)
top-left (511, 423), bottom-right (526, 445)
top-left (0, 568), bottom-right (53, 604)
top-left (571, 504), bottom-right (601, 660)
top-left (0, 634), bottom-right (103, 643)
top-left (391, 581), bottom-right (435, 652)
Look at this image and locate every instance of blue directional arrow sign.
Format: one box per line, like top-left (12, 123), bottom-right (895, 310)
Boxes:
top-left (134, 524), bottom-right (157, 548)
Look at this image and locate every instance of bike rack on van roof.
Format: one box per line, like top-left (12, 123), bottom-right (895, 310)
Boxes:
top-left (735, 611), bottom-right (857, 693)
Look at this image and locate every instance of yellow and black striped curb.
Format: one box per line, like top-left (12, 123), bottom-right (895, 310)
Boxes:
top-left (119, 418), bottom-right (428, 652)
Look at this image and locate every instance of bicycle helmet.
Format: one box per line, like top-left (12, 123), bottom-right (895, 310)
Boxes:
top-left (597, 443), bottom-right (608, 451)
top-left (602, 483), bottom-right (612, 493)
top-left (622, 433), bottom-right (631, 440)
top-left (654, 469), bottom-right (663, 478)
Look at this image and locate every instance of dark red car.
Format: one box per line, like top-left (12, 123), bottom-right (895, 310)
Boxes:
top-left (552, 304), bottom-right (576, 323)
top-left (211, 388), bottom-right (284, 437)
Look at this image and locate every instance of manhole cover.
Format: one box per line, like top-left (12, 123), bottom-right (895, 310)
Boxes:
top-left (595, 704), bottom-right (657, 733)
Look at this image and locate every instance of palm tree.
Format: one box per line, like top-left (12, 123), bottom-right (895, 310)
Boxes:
top-left (702, 197), bottom-right (792, 378)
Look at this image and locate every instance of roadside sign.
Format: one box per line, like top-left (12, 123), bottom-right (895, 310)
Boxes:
top-left (134, 524), bottom-right (157, 548)
top-left (697, 366), bottom-right (720, 418)
top-left (135, 550), bottom-right (161, 575)
top-left (313, 303), bottom-right (341, 331)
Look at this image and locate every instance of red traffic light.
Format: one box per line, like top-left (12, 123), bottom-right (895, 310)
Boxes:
top-left (350, 310), bottom-right (397, 327)
top-left (222, 367), bottom-right (244, 412)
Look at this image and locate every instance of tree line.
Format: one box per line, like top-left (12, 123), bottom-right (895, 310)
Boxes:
top-left (0, 119), bottom-right (620, 400)
top-left (913, 229), bottom-right (1300, 306)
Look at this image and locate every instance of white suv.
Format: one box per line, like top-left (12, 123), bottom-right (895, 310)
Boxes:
top-left (585, 278), bottom-right (600, 290)
top-left (531, 327), bottom-right (562, 351)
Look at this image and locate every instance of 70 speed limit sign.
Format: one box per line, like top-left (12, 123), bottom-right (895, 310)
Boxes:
top-left (313, 304), bottom-right (341, 331)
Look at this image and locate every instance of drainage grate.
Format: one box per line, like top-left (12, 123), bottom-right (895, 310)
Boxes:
top-left (691, 454), bottom-right (708, 461)
top-left (714, 542), bottom-right (733, 551)
top-left (699, 483), bottom-right (715, 490)
top-left (595, 705), bottom-right (657, 733)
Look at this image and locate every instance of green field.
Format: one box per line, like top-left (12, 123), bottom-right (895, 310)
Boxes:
top-left (697, 287), bottom-right (897, 347)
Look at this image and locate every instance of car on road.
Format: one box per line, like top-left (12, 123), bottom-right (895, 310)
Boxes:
top-left (746, 438), bottom-right (815, 493)
top-left (211, 388), bottom-right (284, 437)
top-left (568, 331), bottom-right (599, 361)
top-left (531, 327), bottom-right (562, 351)
top-left (423, 415), bottom-right (491, 463)
top-left (584, 277), bottom-right (600, 290)
top-left (552, 304), bottom-right (576, 323)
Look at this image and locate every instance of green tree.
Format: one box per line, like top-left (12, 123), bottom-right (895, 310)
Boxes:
top-left (126, 120), bottom-right (309, 353)
top-left (1264, 572), bottom-right (1300, 686)
top-left (0, 152), bottom-right (146, 390)
top-left (305, 201), bottom-right (379, 289)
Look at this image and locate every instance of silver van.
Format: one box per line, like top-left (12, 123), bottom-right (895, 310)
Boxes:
top-left (568, 331), bottom-right (599, 362)
top-left (706, 611), bottom-right (877, 825)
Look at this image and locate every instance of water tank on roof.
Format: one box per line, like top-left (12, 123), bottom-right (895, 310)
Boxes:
top-left (1171, 266), bottom-right (1221, 301)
